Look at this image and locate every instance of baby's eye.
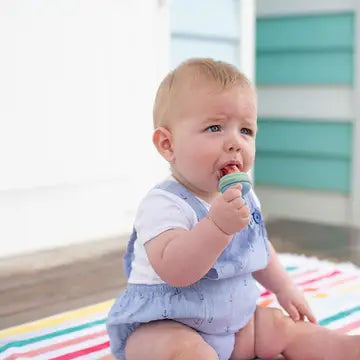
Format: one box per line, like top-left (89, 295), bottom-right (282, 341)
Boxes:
top-left (206, 125), bottom-right (222, 132)
top-left (240, 128), bottom-right (252, 136)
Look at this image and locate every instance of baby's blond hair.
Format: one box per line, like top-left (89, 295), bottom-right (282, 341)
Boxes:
top-left (153, 58), bottom-right (253, 128)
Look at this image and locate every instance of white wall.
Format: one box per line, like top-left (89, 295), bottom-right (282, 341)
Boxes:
top-left (0, 0), bottom-right (170, 258)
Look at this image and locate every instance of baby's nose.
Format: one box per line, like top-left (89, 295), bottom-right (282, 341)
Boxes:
top-left (227, 139), bottom-right (242, 152)
top-left (228, 144), bottom-right (241, 152)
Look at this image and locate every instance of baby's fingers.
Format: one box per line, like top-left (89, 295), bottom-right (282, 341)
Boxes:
top-left (297, 303), bottom-right (317, 324)
top-left (239, 203), bottom-right (250, 218)
top-left (230, 197), bottom-right (246, 210)
top-left (286, 303), bottom-right (300, 322)
top-left (223, 186), bottom-right (242, 202)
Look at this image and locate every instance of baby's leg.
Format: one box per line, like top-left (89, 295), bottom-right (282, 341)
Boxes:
top-left (125, 320), bottom-right (219, 360)
top-left (254, 306), bottom-right (360, 360)
top-left (231, 315), bottom-right (256, 359)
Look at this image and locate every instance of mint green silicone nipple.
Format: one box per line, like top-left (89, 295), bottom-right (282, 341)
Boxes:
top-left (218, 172), bottom-right (251, 196)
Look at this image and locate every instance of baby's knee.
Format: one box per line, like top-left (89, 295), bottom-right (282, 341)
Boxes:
top-left (255, 307), bottom-right (294, 359)
top-left (268, 307), bottom-right (293, 331)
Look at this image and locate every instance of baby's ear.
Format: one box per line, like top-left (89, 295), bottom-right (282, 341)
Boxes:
top-left (152, 127), bottom-right (174, 162)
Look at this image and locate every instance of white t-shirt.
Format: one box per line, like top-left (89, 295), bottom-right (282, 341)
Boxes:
top-left (128, 177), bottom-right (260, 285)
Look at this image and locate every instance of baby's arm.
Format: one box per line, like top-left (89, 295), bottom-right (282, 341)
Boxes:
top-left (145, 185), bottom-right (250, 287)
top-left (254, 243), bottom-right (316, 323)
top-left (253, 242), bottom-right (292, 293)
top-left (145, 219), bottom-right (230, 287)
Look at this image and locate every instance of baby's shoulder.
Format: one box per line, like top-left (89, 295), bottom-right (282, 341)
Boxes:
top-left (139, 186), bottom-right (188, 210)
top-left (134, 184), bottom-right (198, 234)
top-left (136, 184), bottom-right (198, 222)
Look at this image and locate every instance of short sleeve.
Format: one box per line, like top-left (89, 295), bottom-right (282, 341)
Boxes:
top-left (134, 188), bottom-right (197, 245)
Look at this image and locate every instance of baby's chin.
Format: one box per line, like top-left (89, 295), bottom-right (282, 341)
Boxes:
top-left (197, 183), bottom-right (220, 198)
top-left (185, 181), bottom-right (218, 198)
top-left (172, 172), bottom-right (218, 195)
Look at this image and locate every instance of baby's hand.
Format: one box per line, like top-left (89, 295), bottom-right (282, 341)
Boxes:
top-left (275, 284), bottom-right (317, 324)
top-left (208, 184), bottom-right (250, 235)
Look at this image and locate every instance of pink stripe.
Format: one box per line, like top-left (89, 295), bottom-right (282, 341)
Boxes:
top-left (4, 330), bottom-right (107, 360)
top-left (261, 269), bottom-right (323, 296)
top-left (337, 320), bottom-right (360, 334)
top-left (303, 274), bottom-right (359, 293)
top-left (50, 341), bottom-right (110, 360)
top-left (290, 269), bottom-right (318, 279)
top-left (261, 270), bottom-right (342, 298)
top-left (296, 270), bottom-right (341, 287)
top-left (321, 274), bottom-right (358, 290)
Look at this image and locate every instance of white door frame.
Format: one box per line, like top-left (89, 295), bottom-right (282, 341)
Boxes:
top-left (238, 0), bottom-right (256, 182)
top-left (238, 0), bottom-right (256, 82)
top-left (351, 2), bottom-right (360, 228)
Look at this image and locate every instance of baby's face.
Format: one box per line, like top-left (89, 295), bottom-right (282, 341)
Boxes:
top-left (169, 82), bottom-right (257, 202)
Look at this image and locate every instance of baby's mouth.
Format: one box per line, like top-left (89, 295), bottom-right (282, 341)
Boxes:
top-left (220, 164), bottom-right (240, 178)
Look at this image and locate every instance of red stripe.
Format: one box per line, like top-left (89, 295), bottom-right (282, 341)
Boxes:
top-left (4, 330), bottom-right (108, 360)
top-left (49, 341), bottom-right (110, 360)
top-left (260, 290), bottom-right (271, 297)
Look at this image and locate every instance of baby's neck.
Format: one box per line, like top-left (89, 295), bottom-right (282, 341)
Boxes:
top-left (170, 174), bottom-right (218, 204)
top-left (197, 192), bottom-right (218, 204)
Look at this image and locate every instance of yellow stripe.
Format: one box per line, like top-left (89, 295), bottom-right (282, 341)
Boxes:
top-left (338, 283), bottom-right (360, 294)
top-left (0, 299), bottom-right (114, 339)
top-left (313, 293), bottom-right (328, 299)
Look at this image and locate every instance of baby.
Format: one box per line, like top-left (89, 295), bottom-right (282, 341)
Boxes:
top-left (107, 58), bottom-right (360, 360)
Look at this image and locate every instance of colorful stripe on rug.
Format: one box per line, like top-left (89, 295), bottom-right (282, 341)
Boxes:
top-left (1, 254), bottom-right (360, 359)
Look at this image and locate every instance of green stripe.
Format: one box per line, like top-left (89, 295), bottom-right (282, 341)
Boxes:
top-left (255, 155), bottom-right (350, 193)
top-left (1, 306), bottom-right (359, 352)
top-left (285, 266), bottom-right (298, 272)
top-left (255, 120), bottom-right (352, 192)
top-left (0, 318), bottom-right (106, 353)
top-left (256, 120), bottom-right (352, 158)
top-left (256, 13), bottom-right (354, 84)
top-left (257, 13), bottom-right (354, 51)
top-left (319, 306), bottom-right (360, 327)
top-left (257, 51), bottom-right (353, 84)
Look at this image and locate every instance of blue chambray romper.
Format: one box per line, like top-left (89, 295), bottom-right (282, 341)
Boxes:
top-left (107, 180), bottom-right (270, 360)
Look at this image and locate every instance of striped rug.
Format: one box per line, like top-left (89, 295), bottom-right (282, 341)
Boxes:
top-left (1, 254), bottom-right (360, 359)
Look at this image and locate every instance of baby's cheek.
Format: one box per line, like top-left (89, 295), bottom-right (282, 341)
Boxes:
top-left (243, 151), bottom-right (255, 171)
